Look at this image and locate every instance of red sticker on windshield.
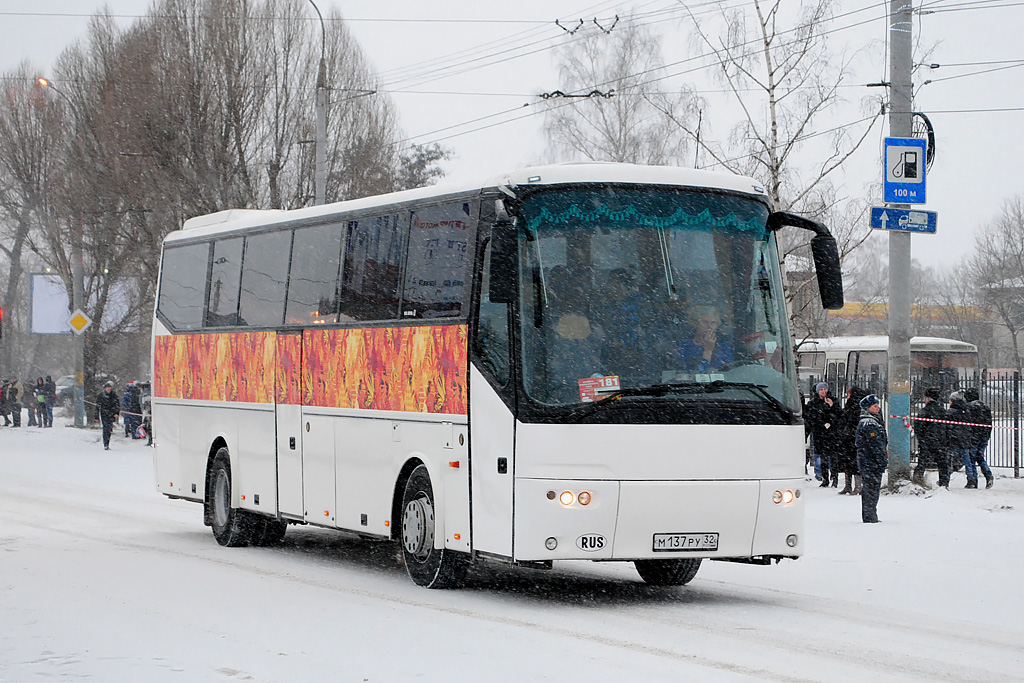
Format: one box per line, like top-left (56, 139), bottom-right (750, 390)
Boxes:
top-left (578, 376), bottom-right (620, 403)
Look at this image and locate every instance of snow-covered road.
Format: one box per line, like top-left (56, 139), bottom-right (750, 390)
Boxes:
top-left (2, 423), bottom-right (1023, 681)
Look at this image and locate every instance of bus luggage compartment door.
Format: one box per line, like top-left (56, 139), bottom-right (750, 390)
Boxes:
top-left (275, 332), bottom-right (304, 518)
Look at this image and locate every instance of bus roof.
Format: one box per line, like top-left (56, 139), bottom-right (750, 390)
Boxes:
top-left (167, 163), bottom-right (767, 242)
top-left (798, 336), bottom-right (978, 353)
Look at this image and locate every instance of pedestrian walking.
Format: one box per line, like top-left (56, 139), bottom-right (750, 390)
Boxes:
top-left (0, 379), bottom-right (11, 426)
top-left (94, 381), bottom-right (120, 450)
top-left (913, 387), bottom-right (950, 489)
top-left (42, 375), bottom-right (56, 427)
top-left (964, 388), bottom-right (994, 489)
top-left (805, 382), bottom-right (840, 487)
top-left (947, 391), bottom-right (976, 488)
top-left (23, 379), bottom-right (37, 426)
top-left (837, 386), bottom-right (867, 495)
top-left (33, 378), bottom-right (46, 427)
top-left (855, 393), bottom-right (888, 524)
top-left (9, 378), bottom-right (23, 427)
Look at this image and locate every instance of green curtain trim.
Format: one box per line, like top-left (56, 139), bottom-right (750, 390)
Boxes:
top-left (525, 204), bottom-right (763, 232)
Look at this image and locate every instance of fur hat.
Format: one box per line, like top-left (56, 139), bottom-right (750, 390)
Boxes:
top-left (859, 393), bottom-right (879, 410)
top-left (104, 380), bottom-right (114, 388)
top-left (964, 388), bottom-right (979, 402)
top-left (925, 387), bottom-right (941, 400)
top-left (815, 382), bottom-right (829, 393)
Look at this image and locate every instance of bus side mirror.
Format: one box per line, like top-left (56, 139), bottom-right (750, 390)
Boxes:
top-left (767, 211), bottom-right (844, 311)
top-left (488, 208), bottom-right (517, 304)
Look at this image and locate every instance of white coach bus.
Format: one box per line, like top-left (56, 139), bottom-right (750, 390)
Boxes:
top-left (152, 163), bottom-right (844, 588)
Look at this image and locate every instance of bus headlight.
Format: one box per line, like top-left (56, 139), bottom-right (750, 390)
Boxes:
top-left (782, 489), bottom-right (795, 504)
top-left (772, 490), bottom-right (783, 504)
top-left (545, 537), bottom-right (558, 550)
top-left (559, 491), bottom-right (574, 506)
top-left (578, 491), bottom-right (592, 506)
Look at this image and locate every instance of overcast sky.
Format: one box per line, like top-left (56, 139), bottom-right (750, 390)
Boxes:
top-left (2, 0), bottom-right (1022, 270)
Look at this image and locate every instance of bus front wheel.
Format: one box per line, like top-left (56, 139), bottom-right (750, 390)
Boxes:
top-left (634, 558), bottom-right (702, 586)
top-left (400, 465), bottom-right (468, 589)
top-left (209, 447), bottom-right (257, 547)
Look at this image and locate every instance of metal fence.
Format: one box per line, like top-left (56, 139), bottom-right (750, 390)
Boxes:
top-left (804, 370), bottom-right (1022, 477)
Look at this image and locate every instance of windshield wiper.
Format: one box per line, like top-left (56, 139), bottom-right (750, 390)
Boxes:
top-left (561, 380), bottom-right (795, 422)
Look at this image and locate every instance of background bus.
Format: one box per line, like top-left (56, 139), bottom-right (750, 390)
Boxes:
top-left (797, 335), bottom-right (979, 400)
top-left (152, 163), bottom-right (843, 588)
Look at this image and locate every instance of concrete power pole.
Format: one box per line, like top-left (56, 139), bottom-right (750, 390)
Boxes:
top-left (887, 0), bottom-right (914, 482)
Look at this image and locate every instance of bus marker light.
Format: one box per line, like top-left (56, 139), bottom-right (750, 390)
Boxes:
top-left (786, 534), bottom-right (798, 547)
top-left (449, 461), bottom-right (460, 468)
top-left (783, 490), bottom-right (795, 504)
top-left (454, 533), bottom-right (461, 540)
top-left (324, 510), bottom-right (330, 517)
top-left (385, 520), bottom-right (390, 527)
top-left (559, 491), bottom-right (574, 506)
top-left (545, 537), bottom-right (558, 550)
top-left (578, 491), bottom-right (592, 506)
top-left (795, 489), bottom-right (801, 498)
top-left (546, 490), bottom-right (556, 500)
top-left (772, 490), bottom-right (783, 504)
top-left (241, 495), bottom-right (245, 501)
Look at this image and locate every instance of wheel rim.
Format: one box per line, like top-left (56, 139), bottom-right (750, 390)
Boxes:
top-left (213, 468), bottom-right (230, 529)
top-left (402, 493), bottom-right (434, 562)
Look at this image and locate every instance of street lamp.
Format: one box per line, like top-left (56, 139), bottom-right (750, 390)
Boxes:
top-left (37, 76), bottom-right (88, 427)
top-left (308, 0), bottom-right (327, 206)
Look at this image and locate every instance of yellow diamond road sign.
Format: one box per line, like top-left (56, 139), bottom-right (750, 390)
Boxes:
top-left (67, 309), bottom-right (93, 335)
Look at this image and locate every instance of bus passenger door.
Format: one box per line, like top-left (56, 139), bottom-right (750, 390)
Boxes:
top-left (469, 243), bottom-right (515, 557)
top-left (275, 332), bottom-right (304, 518)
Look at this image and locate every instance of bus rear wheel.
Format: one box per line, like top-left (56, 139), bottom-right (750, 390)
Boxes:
top-left (209, 447), bottom-right (257, 547)
top-left (400, 465), bottom-right (468, 589)
top-left (634, 558), bottom-right (702, 586)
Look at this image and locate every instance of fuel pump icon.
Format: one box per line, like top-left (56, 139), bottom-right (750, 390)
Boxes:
top-left (892, 151), bottom-right (918, 179)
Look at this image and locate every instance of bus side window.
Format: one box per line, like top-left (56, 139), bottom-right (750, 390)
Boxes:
top-left (402, 201), bottom-right (478, 319)
top-left (285, 222), bottom-right (344, 325)
top-left (473, 242), bottom-right (510, 385)
top-left (339, 213), bottom-right (406, 322)
top-left (238, 230), bottom-right (292, 327)
top-left (206, 237), bottom-right (243, 327)
top-left (158, 242), bottom-right (211, 330)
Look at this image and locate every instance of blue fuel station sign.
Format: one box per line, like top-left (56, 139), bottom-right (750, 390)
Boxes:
top-left (883, 137), bottom-right (927, 204)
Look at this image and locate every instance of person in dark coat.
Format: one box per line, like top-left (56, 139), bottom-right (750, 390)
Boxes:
top-left (42, 375), bottom-right (56, 427)
top-left (855, 393), bottom-right (888, 523)
top-left (33, 378), bottom-right (46, 427)
top-left (0, 379), bottom-right (10, 426)
top-left (23, 379), bottom-right (37, 426)
top-left (836, 386), bottom-right (867, 494)
top-left (913, 387), bottom-right (950, 489)
top-left (9, 378), bottom-right (22, 427)
top-left (947, 391), bottom-right (975, 487)
top-left (964, 388), bottom-right (994, 489)
top-left (94, 381), bottom-right (120, 450)
top-left (805, 382), bottom-right (840, 487)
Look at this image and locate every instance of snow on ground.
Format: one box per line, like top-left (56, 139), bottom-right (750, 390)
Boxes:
top-left (2, 418), bottom-right (1023, 682)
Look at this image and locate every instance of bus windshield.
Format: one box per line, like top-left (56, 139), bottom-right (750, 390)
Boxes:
top-left (516, 186), bottom-right (798, 414)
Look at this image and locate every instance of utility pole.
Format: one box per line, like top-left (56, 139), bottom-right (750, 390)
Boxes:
top-left (309, 0), bottom-right (327, 206)
top-left (887, 1), bottom-right (914, 482)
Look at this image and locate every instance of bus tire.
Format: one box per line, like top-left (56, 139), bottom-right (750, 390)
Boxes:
top-left (252, 518), bottom-right (288, 547)
top-left (634, 558), bottom-right (702, 586)
top-left (209, 447), bottom-right (256, 547)
top-left (400, 464), bottom-right (468, 589)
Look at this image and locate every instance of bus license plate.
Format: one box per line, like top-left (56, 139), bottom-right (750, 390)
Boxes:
top-left (652, 533), bottom-right (719, 552)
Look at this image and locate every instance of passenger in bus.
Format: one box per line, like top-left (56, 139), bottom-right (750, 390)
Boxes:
top-left (598, 268), bottom-right (646, 378)
top-left (545, 266), bottom-right (604, 401)
top-left (913, 387), bottom-right (950, 490)
top-left (677, 304), bottom-right (734, 373)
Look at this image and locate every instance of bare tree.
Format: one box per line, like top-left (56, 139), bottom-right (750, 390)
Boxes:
top-left (971, 196), bottom-right (1024, 372)
top-left (541, 18), bottom-right (693, 165)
